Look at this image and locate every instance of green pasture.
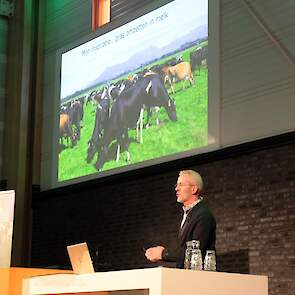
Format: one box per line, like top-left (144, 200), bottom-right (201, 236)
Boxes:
top-left (58, 44), bottom-right (208, 181)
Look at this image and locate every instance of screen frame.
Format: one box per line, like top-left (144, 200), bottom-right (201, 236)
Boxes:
top-left (48, 0), bottom-right (220, 189)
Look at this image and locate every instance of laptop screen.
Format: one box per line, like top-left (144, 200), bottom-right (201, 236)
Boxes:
top-left (67, 242), bottom-right (95, 274)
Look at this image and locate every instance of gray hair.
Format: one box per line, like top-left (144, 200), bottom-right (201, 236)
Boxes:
top-left (179, 170), bottom-right (204, 193)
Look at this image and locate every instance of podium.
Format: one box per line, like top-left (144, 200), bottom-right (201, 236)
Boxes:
top-left (0, 267), bottom-right (72, 295)
top-left (22, 267), bottom-right (268, 295)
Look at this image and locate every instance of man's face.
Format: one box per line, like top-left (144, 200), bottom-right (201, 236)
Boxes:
top-left (175, 174), bottom-right (197, 205)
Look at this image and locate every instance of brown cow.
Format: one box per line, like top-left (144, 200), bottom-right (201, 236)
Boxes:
top-left (168, 61), bottom-right (195, 92)
top-left (59, 113), bottom-right (77, 149)
top-left (157, 65), bottom-right (174, 93)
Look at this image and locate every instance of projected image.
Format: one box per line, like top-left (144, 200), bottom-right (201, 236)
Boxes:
top-left (58, 0), bottom-right (208, 182)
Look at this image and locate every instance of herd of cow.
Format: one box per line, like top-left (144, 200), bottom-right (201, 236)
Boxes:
top-left (59, 45), bottom-right (207, 171)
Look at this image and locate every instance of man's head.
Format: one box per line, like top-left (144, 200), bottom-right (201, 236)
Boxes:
top-left (175, 170), bottom-right (203, 206)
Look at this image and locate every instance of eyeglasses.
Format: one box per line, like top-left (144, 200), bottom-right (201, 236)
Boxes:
top-left (174, 183), bottom-right (195, 188)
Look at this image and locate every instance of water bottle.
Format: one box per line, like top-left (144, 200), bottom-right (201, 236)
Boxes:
top-left (184, 240), bottom-right (193, 269)
top-left (204, 250), bottom-right (216, 271)
top-left (190, 240), bottom-right (202, 270)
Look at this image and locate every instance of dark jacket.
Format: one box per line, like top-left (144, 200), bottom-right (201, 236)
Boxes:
top-left (162, 201), bottom-right (216, 268)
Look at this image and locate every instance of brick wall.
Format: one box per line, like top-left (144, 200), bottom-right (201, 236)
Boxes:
top-left (31, 141), bottom-right (295, 295)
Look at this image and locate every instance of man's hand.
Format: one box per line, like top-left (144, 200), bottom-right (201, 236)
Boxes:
top-left (145, 246), bottom-right (165, 262)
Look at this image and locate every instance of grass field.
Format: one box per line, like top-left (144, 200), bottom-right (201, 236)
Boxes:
top-left (58, 44), bottom-right (208, 181)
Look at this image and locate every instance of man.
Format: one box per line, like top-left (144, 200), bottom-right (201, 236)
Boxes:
top-left (145, 170), bottom-right (216, 268)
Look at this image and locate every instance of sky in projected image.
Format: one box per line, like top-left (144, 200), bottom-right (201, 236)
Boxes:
top-left (60, 0), bottom-right (207, 99)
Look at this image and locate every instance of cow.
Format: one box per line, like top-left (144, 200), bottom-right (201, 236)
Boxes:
top-left (149, 64), bottom-right (163, 74)
top-left (59, 113), bottom-right (77, 149)
top-left (86, 99), bottom-right (111, 163)
top-left (94, 74), bottom-right (177, 171)
top-left (149, 64), bottom-right (177, 93)
top-left (144, 106), bottom-right (161, 129)
top-left (165, 55), bottom-right (183, 67)
top-left (68, 100), bottom-right (84, 141)
top-left (107, 83), bottom-right (125, 101)
top-left (78, 95), bottom-right (86, 106)
top-left (60, 105), bottom-right (68, 114)
top-left (168, 61), bottom-right (195, 91)
top-left (190, 46), bottom-right (207, 75)
top-left (86, 90), bottom-right (99, 105)
top-left (133, 68), bottom-right (153, 81)
top-left (90, 88), bottom-right (105, 105)
top-left (121, 79), bottom-right (136, 91)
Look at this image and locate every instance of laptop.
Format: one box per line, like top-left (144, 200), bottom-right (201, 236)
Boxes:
top-left (67, 242), bottom-right (95, 274)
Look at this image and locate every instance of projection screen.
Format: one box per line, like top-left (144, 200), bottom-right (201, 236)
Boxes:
top-left (47, 0), bottom-right (220, 188)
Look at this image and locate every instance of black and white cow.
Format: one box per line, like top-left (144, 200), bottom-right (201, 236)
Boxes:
top-left (94, 74), bottom-right (177, 170)
top-left (68, 100), bottom-right (84, 141)
top-left (86, 98), bottom-right (111, 163)
top-left (165, 55), bottom-right (183, 67)
top-left (190, 46), bottom-right (207, 75)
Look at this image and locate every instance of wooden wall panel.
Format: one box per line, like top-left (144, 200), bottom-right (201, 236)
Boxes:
top-left (221, 0), bottom-right (295, 146)
top-left (41, 0), bottom-right (92, 187)
top-left (111, 0), bottom-right (153, 20)
top-left (0, 17), bottom-right (8, 180)
top-left (44, 0), bottom-right (92, 54)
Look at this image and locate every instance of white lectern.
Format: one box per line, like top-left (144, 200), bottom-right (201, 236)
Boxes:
top-left (23, 267), bottom-right (268, 295)
top-left (0, 190), bottom-right (15, 268)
